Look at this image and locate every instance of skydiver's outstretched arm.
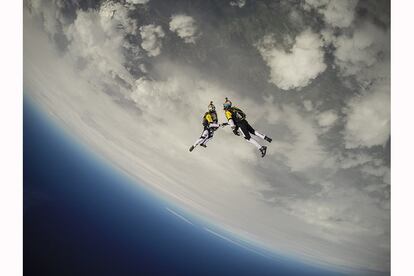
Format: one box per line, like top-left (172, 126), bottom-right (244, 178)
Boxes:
top-left (225, 118), bottom-right (239, 136)
top-left (228, 118), bottom-right (236, 128)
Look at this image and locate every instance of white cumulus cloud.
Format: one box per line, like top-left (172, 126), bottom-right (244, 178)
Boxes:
top-left (333, 21), bottom-right (389, 82)
top-left (257, 29), bottom-right (327, 90)
top-left (99, 1), bottom-right (138, 35)
top-left (344, 81), bottom-right (390, 148)
top-left (316, 110), bottom-right (338, 128)
top-left (169, 14), bottom-right (198, 44)
top-left (230, 0), bottom-right (246, 8)
top-left (140, 24), bottom-right (165, 57)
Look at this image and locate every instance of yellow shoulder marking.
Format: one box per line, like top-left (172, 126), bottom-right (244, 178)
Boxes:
top-left (225, 110), bottom-right (232, 120)
top-left (205, 113), bottom-right (213, 123)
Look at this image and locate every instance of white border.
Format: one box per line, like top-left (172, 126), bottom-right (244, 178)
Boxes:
top-left (0, 2), bottom-right (22, 276)
top-left (0, 1), bottom-right (408, 275)
top-left (392, 1), bottom-right (414, 275)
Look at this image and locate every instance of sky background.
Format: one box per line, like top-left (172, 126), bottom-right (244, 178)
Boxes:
top-left (23, 0), bottom-right (390, 273)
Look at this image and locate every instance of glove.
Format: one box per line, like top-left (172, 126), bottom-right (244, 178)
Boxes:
top-left (233, 129), bottom-right (240, 136)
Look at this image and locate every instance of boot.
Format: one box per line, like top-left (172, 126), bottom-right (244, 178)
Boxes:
top-left (259, 146), bottom-right (267, 158)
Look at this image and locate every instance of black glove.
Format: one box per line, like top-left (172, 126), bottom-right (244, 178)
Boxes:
top-left (233, 129), bottom-right (240, 136)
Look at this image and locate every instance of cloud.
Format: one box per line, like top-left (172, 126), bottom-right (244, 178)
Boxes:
top-left (27, 0), bottom-right (75, 37)
top-left (169, 14), bottom-right (198, 44)
top-left (62, 2), bottom-right (138, 86)
top-left (140, 24), bottom-right (165, 57)
top-left (344, 81), bottom-right (390, 149)
top-left (316, 110), bottom-right (338, 128)
top-left (322, 0), bottom-right (358, 28)
top-left (272, 105), bottom-right (327, 171)
top-left (65, 11), bottom-right (124, 70)
top-left (285, 184), bottom-right (389, 240)
top-left (325, 21), bottom-right (390, 149)
top-left (332, 21), bottom-right (389, 82)
top-left (99, 1), bottom-right (138, 35)
top-left (338, 152), bottom-right (372, 169)
top-left (126, 0), bottom-right (150, 4)
top-left (303, 100), bottom-right (313, 111)
top-left (257, 29), bottom-right (327, 90)
top-left (304, 0), bottom-right (358, 28)
top-left (230, 0), bottom-right (246, 8)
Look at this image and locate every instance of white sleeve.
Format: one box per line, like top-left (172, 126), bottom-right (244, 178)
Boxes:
top-left (228, 118), bottom-right (235, 128)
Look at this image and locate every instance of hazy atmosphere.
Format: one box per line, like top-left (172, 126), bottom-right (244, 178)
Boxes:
top-left (24, 0), bottom-right (390, 273)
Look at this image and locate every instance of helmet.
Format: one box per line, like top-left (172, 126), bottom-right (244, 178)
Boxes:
top-left (223, 97), bottom-right (232, 109)
top-left (208, 101), bottom-right (216, 112)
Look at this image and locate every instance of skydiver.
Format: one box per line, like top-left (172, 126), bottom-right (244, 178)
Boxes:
top-left (189, 101), bottom-right (227, 152)
top-left (223, 97), bottom-right (272, 157)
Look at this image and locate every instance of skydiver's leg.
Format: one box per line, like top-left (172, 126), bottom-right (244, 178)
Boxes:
top-left (201, 137), bottom-right (211, 146)
top-left (193, 129), bottom-right (209, 147)
top-left (238, 122), bottom-right (262, 150)
top-left (245, 120), bottom-right (272, 142)
top-left (201, 134), bottom-right (213, 146)
top-left (238, 120), bottom-right (268, 157)
top-left (253, 131), bottom-right (266, 140)
top-left (252, 130), bottom-right (272, 143)
top-left (246, 137), bottom-right (262, 149)
top-left (200, 129), bottom-right (214, 146)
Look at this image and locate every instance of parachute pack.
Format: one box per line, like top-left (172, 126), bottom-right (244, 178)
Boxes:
top-left (229, 107), bottom-right (246, 122)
